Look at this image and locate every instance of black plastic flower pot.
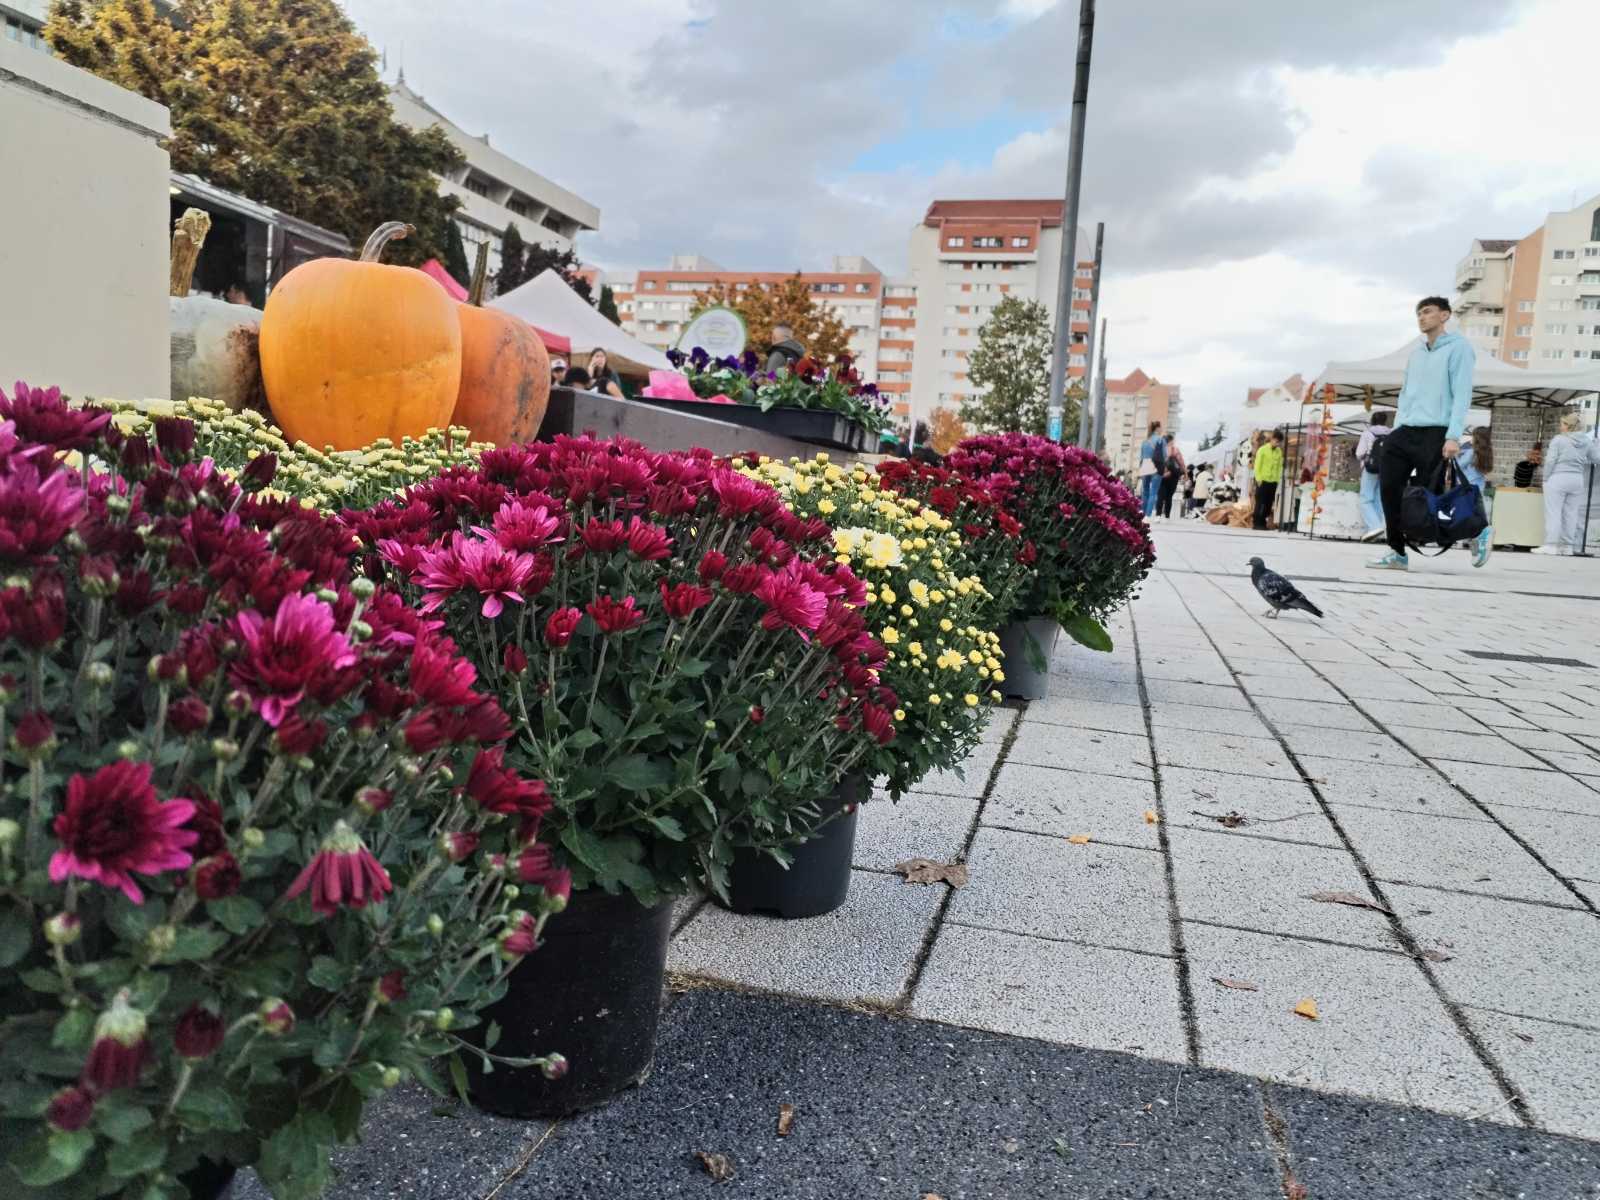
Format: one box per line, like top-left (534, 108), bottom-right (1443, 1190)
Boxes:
top-left (721, 775), bottom-right (862, 919)
top-left (466, 888), bottom-right (674, 1119)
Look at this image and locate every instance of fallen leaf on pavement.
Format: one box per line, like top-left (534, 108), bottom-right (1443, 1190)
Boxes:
top-left (1067, 834), bottom-right (1092, 845)
top-left (1285, 1178), bottom-right (1309, 1200)
top-left (1420, 948), bottom-right (1454, 962)
top-left (893, 858), bottom-right (969, 888)
top-left (776, 1103), bottom-right (795, 1137)
top-left (1212, 977), bottom-right (1260, 992)
top-left (1191, 809), bottom-right (1248, 828)
top-left (1143, 809), bottom-right (1159, 824)
top-left (1001, 1138), bottom-right (1020, 1154)
top-left (694, 1151), bottom-right (735, 1182)
top-left (1306, 890), bottom-right (1391, 915)
top-left (1293, 998), bottom-right (1320, 1021)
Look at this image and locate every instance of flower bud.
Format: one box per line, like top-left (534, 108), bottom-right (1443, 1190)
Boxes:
top-left (211, 737), bottom-right (240, 761)
top-left (86, 662), bottom-right (114, 689)
top-left (438, 831), bottom-right (479, 863)
top-left (539, 1053), bottom-right (569, 1081)
top-left (106, 493), bottom-right (131, 515)
top-left (224, 690), bottom-right (251, 718)
top-left (241, 827), bottom-right (265, 850)
top-left (381, 1066), bottom-right (403, 1089)
top-left (427, 914), bottom-right (445, 937)
top-left (117, 739), bottom-right (141, 759)
top-left (46, 1085), bottom-right (95, 1132)
top-left (258, 999), bottom-right (295, 1035)
top-left (355, 786), bottom-right (392, 816)
top-left (433, 763), bottom-right (454, 784)
top-left (145, 924), bottom-right (176, 957)
top-left (0, 817), bottom-right (19, 848)
top-left (401, 758), bottom-right (422, 780)
top-left (748, 705), bottom-right (765, 725)
top-left (433, 1007), bottom-right (454, 1031)
top-left (374, 970), bottom-right (407, 1005)
top-left (703, 719), bottom-right (717, 731)
top-left (349, 619), bottom-right (373, 641)
top-left (350, 576), bottom-right (376, 600)
top-left (11, 711), bottom-right (56, 760)
top-left (174, 1005), bottom-right (226, 1060)
top-left (316, 588), bottom-right (339, 604)
top-left (503, 885), bottom-right (520, 900)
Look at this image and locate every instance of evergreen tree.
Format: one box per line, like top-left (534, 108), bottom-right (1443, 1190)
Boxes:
top-left (524, 242), bottom-right (590, 300)
top-left (47, 0), bottom-right (464, 264)
top-left (1198, 420), bottom-right (1227, 451)
top-left (444, 222), bottom-right (472, 289)
top-left (495, 222), bottom-right (527, 296)
top-left (598, 285), bottom-right (621, 325)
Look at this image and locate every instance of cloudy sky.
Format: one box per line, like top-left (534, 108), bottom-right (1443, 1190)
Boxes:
top-left (345, 0), bottom-right (1600, 441)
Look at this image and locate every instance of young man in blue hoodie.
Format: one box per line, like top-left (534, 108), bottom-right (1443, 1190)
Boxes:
top-left (1368, 296), bottom-right (1481, 570)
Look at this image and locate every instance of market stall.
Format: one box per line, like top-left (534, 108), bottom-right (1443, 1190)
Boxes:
top-left (491, 269), bottom-right (672, 378)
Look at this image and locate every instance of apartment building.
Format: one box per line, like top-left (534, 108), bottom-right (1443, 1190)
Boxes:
top-left (1452, 191), bottom-right (1600, 412)
top-left (906, 200), bottom-right (1095, 436)
top-left (389, 79), bottom-right (599, 283)
top-left (1101, 369), bottom-right (1183, 476)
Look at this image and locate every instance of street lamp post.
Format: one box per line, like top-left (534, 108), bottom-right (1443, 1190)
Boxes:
top-left (1045, 0), bottom-right (1095, 444)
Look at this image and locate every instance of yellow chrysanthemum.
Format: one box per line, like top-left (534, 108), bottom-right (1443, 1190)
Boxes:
top-left (882, 626), bottom-right (900, 645)
top-left (965, 694), bottom-right (979, 707)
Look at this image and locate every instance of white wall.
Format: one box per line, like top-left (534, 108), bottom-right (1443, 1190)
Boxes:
top-left (0, 40), bottom-right (170, 399)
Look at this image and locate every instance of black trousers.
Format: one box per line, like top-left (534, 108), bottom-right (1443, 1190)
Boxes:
top-left (1378, 424), bottom-right (1447, 556)
top-left (1156, 474), bottom-right (1180, 518)
top-left (1251, 481), bottom-right (1278, 529)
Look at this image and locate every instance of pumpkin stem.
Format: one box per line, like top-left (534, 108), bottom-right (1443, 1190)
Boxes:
top-left (467, 240), bottom-right (491, 306)
top-left (170, 207), bottom-right (212, 298)
top-left (359, 222), bottom-right (415, 263)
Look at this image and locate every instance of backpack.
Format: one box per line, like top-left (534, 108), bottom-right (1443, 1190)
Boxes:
top-left (1361, 433), bottom-right (1386, 474)
top-left (1399, 459), bottom-right (1487, 552)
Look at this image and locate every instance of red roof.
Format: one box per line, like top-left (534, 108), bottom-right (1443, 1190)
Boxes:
top-left (1246, 387), bottom-right (1267, 404)
top-left (1107, 368), bottom-right (1153, 394)
top-left (923, 199), bottom-right (1064, 227)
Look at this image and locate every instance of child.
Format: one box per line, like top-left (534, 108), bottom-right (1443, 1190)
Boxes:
top-left (1455, 425), bottom-right (1494, 568)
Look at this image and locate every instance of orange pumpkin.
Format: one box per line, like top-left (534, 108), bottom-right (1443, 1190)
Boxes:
top-left (452, 244), bottom-right (550, 445)
top-left (259, 222), bottom-right (462, 451)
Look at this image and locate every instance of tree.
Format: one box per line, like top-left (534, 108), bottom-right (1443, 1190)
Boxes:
top-left (928, 407), bottom-right (968, 455)
top-left (47, 0), bottom-right (465, 265)
top-left (598, 285), bottom-right (621, 326)
top-left (691, 274), bottom-right (851, 364)
top-left (963, 296), bottom-right (1078, 436)
top-left (494, 223), bottom-right (527, 297)
top-left (444, 222), bottom-right (471, 289)
top-left (1198, 420), bottom-right (1227, 451)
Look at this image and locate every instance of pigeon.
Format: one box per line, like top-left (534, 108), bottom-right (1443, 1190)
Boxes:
top-left (1248, 557), bottom-right (1324, 620)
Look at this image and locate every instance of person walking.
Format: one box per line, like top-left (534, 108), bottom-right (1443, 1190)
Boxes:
top-left (1368, 296), bottom-right (1475, 571)
top-left (1156, 437), bottom-right (1185, 519)
top-left (1181, 464), bottom-right (1197, 516)
top-left (1455, 425), bottom-right (1495, 567)
top-left (1191, 465), bottom-right (1213, 517)
top-left (1354, 411), bottom-right (1391, 542)
top-left (1251, 431), bottom-right (1284, 530)
top-left (1533, 412), bottom-right (1600, 555)
top-left (1136, 421), bottom-right (1166, 518)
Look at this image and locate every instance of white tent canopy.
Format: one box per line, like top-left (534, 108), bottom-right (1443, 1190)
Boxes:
top-left (1310, 339), bottom-right (1600, 407)
top-left (490, 270), bottom-right (673, 377)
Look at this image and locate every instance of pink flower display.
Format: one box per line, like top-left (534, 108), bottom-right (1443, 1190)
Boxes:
top-left (586, 594), bottom-right (645, 634)
top-left (415, 533), bottom-right (539, 618)
top-left (284, 820), bottom-right (393, 916)
top-left (230, 592), bottom-right (358, 727)
top-left (478, 498), bottom-right (564, 552)
top-left (755, 560), bottom-right (828, 635)
top-left (49, 761), bottom-right (198, 904)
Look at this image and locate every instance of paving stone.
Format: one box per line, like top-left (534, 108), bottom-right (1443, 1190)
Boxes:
top-left (1159, 767), bottom-right (1341, 846)
top-left (1460, 1008), bottom-right (1600, 1141)
top-left (1329, 804), bottom-right (1577, 906)
top-left (911, 924), bottom-right (1188, 1062)
top-left (1275, 726), bottom-right (1420, 767)
top-left (1166, 826), bottom-right (1396, 949)
top-left (1256, 697), bottom-right (1379, 732)
top-left (1306, 670), bottom-right (1434, 704)
top-left (1296, 756), bottom-right (1487, 817)
top-left (1152, 729), bottom-right (1301, 779)
top-left (1052, 673), bottom-right (1144, 707)
top-left (1220, 654), bottom-right (1326, 681)
top-left (1236, 673), bottom-right (1351, 706)
top-left (1383, 883), bottom-right (1600, 1027)
top-left (1510, 728), bottom-right (1590, 753)
top-left (1006, 723), bottom-right (1153, 779)
top-left (1146, 702), bottom-right (1273, 737)
top-left (978, 706), bottom-right (1020, 744)
top-left (1482, 803), bottom-right (1600, 887)
top-left (1385, 725), bottom-right (1549, 770)
top-left (914, 742), bottom-right (1004, 798)
top-left (1183, 923), bottom-right (1505, 1119)
top-left (1141, 677), bottom-right (1252, 709)
top-left (231, 1083), bottom-right (546, 1200)
top-left (1275, 1086), bottom-right (1600, 1199)
top-left (1020, 696), bottom-right (1150, 735)
top-left (1537, 748), bottom-right (1600, 777)
top-left (1432, 761), bottom-right (1600, 817)
top-left (949, 826), bottom-right (1170, 952)
top-left (1140, 659), bottom-right (1237, 686)
top-left (982, 762), bottom-right (1159, 846)
top-left (852, 792), bottom-right (976, 872)
top-left (1358, 698), bottom-right (1497, 733)
top-left (668, 871), bottom-right (941, 1006)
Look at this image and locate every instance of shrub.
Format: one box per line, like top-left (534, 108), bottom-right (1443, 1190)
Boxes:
top-left (0, 382), bottom-right (561, 1200)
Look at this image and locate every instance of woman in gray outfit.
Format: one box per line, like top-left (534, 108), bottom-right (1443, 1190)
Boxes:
top-left (1533, 411), bottom-right (1600, 555)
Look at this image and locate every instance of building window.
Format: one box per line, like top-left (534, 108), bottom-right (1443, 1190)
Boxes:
top-left (1516, 324), bottom-right (1533, 336)
top-left (1546, 324), bottom-right (1568, 334)
top-left (642, 280), bottom-right (655, 289)
top-left (1512, 349), bottom-right (1529, 361)
top-left (947, 237), bottom-right (965, 248)
top-left (1542, 349), bottom-right (1566, 360)
top-left (1581, 273), bottom-right (1600, 285)
top-left (1583, 298), bottom-right (1600, 310)
top-left (887, 286), bottom-right (916, 298)
top-left (973, 236), bottom-right (1002, 248)
top-left (1586, 247), bottom-right (1600, 258)
top-left (463, 176), bottom-right (491, 197)
top-left (1591, 209), bottom-right (1600, 242)
top-left (1011, 237), bottom-right (1030, 248)
top-left (1554, 249), bottom-right (1576, 260)
top-left (1518, 300), bottom-right (1535, 312)
top-left (1551, 299), bottom-right (1575, 310)
top-left (1491, 325), bottom-right (1501, 336)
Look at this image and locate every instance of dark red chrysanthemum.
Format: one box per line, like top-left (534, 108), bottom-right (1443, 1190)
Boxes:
top-left (544, 607), bottom-right (582, 647)
top-left (697, 550), bottom-right (728, 581)
top-left (193, 852), bottom-right (241, 900)
top-left (467, 747), bottom-right (550, 836)
top-left (230, 592), bottom-right (358, 727)
top-left (516, 845), bottom-right (572, 908)
top-left (0, 380), bottom-right (111, 451)
top-left (82, 990), bottom-right (149, 1093)
top-left (50, 761), bottom-right (198, 904)
top-left (284, 821), bottom-right (392, 916)
top-left (0, 461), bottom-right (82, 563)
top-left (659, 581), bottom-right (713, 620)
top-left (174, 1004), bottom-right (226, 1060)
top-left (586, 595), bottom-right (645, 634)
top-left (46, 1085), bottom-right (95, 1132)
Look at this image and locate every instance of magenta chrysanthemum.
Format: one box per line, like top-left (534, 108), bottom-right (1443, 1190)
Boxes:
top-left (284, 820), bottom-right (392, 916)
top-left (49, 761), bottom-right (197, 904)
top-left (230, 592), bottom-right (358, 726)
top-left (755, 561), bottom-right (828, 635)
top-left (0, 460), bottom-right (82, 563)
top-left (476, 499), bottom-right (563, 552)
top-left (415, 533), bottom-right (538, 618)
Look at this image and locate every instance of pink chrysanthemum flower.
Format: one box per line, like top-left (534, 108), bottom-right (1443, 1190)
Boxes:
top-left (755, 560), bottom-right (828, 635)
top-left (0, 460), bottom-right (83, 563)
top-left (416, 533), bottom-right (537, 618)
top-left (285, 820), bottom-right (393, 916)
top-left (230, 592), bottom-right (358, 727)
top-left (477, 498), bottom-right (564, 553)
top-left (49, 761), bottom-right (197, 904)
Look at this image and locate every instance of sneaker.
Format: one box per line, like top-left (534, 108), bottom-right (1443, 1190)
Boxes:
top-left (1360, 527), bottom-right (1386, 543)
top-left (1472, 527), bottom-right (1494, 569)
top-left (1531, 545), bottom-right (1562, 556)
top-left (1366, 551), bottom-right (1408, 570)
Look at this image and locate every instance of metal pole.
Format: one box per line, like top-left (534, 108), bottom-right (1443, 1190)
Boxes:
top-left (1075, 222), bottom-right (1105, 447)
top-left (1091, 318), bottom-right (1108, 455)
top-left (1046, 0), bottom-right (1095, 444)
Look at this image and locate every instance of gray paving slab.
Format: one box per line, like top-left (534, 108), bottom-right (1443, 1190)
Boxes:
top-left (1140, 659), bottom-right (1238, 686)
top-left (1357, 697), bottom-right (1498, 732)
top-left (983, 762), bottom-right (1160, 846)
top-left (668, 870), bottom-right (941, 1005)
top-left (1019, 696), bottom-right (1150, 735)
top-left (1146, 702), bottom-right (1273, 737)
top-left (1052, 673), bottom-right (1145, 707)
top-left (1305, 669), bottom-right (1435, 704)
top-left (1382, 883), bottom-right (1600, 1027)
top-left (977, 706), bottom-right (1019, 744)
top-left (853, 792), bottom-right (977, 872)
top-left (1517, 727), bottom-right (1592, 752)
top-left (1461, 1007), bottom-right (1600, 1142)
top-left (1386, 724), bottom-right (1550, 770)
top-left (950, 826), bottom-right (1171, 951)
top-left (1482, 802), bottom-right (1600, 888)
top-left (1235, 673), bottom-right (1351, 705)
top-left (1432, 760), bottom-right (1600, 816)
top-left (911, 923), bottom-right (1189, 1062)
top-left (1275, 726), bottom-right (1421, 767)
top-left (1158, 767), bottom-right (1341, 846)
top-left (1151, 729), bottom-right (1301, 779)
top-left (1538, 748), bottom-right (1600, 777)
top-left (1006, 723), bottom-right (1154, 779)
top-left (1255, 697), bottom-right (1379, 732)
top-left (1140, 677), bottom-right (1253, 709)
top-left (1219, 655), bottom-right (1326, 681)
top-left (1295, 755), bottom-right (1487, 817)
top-left (1329, 804), bottom-right (1578, 906)
top-left (914, 741), bottom-right (1004, 798)
top-left (1182, 923), bottom-right (1506, 1120)
top-left (1165, 825), bottom-right (1397, 950)
top-left (1274, 1086), bottom-right (1600, 1199)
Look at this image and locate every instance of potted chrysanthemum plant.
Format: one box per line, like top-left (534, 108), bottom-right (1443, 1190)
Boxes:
top-left (348, 434), bottom-right (886, 1115)
top-left (0, 383), bottom-right (563, 1200)
top-left (941, 434), bottom-right (1155, 697)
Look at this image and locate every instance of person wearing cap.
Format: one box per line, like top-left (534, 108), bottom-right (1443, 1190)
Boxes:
top-left (550, 358), bottom-right (568, 388)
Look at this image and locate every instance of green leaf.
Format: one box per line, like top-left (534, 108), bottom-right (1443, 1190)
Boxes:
top-left (256, 1111), bottom-right (336, 1200)
top-left (51, 1008), bottom-right (94, 1051)
top-left (206, 896), bottom-right (265, 935)
top-left (107, 1128), bottom-right (167, 1178)
top-left (644, 814), bottom-right (686, 841)
top-left (676, 657), bottom-right (711, 678)
top-left (169, 926), bottom-right (229, 962)
top-left (1058, 610), bottom-right (1113, 653)
top-left (174, 1085), bottom-right (243, 1133)
top-left (15, 1130), bottom-right (91, 1186)
top-left (567, 729), bottom-right (602, 751)
top-left (605, 754), bottom-right (671, 793)
top-left (327, 1079), bottom-right (366, 1140)
top-left (485, 1020), bottom-right (502, 1051)
top-left (97, 1101), bottom-right (155, 1143)
top-left (0, 905), bottom-right (32, 968)
top-left (447, 1054), bottom-right (470, 1104)
top-left (307, 956), bottom-right (351, 992)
